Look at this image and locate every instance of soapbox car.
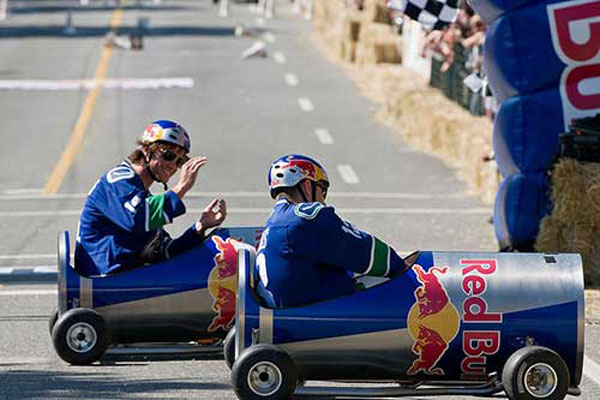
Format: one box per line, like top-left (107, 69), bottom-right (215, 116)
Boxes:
top-left (229, 248), bottom-right (584, 400)
top-left (50, 227), bottom-right (262, 365)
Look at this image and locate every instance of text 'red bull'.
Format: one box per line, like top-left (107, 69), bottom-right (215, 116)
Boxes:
top-left (460, 259), bottom-right (501, 379)
top-left (407, 265), bottom-right (459, 376)
top-left (207, 236), bottom-right (238, 333)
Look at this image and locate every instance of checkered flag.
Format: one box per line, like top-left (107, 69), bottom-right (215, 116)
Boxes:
top-left (387, 0), bottom-right (460, 30)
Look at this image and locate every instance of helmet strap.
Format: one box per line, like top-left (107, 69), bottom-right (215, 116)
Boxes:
top-left (146, 151), bottom-right (168, 191)
top-left (298, 181), bottom-right (309, 203)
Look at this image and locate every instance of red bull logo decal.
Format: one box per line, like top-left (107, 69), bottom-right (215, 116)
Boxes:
top-left (406, 265), bottom-right (459, 375)
top-left (459, 259), bottom-right (502, 379)
top-left (207, 236), bottom-right (239, 333)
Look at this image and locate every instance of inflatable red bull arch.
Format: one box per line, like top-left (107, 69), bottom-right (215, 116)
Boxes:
top-left (467, 0), bottom-right (600, 250)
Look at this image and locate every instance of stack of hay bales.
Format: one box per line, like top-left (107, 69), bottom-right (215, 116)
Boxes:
top-left (312, 0), bottom-right (498, 204)
top-left (375, 66), bottom-right (497, 203)
top-left (355, 22), bottom-right (401, 65)
top-left (536, 159), bottom-right (600, 286)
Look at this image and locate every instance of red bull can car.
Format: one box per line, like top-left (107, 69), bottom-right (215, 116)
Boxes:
top-left (50, 227), bottom-right (262, 365)
top-left (230, 248), bottom-right (584, 400)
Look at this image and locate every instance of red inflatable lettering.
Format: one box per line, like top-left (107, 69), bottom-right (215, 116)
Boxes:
top-left (566, 63), bottom-right (600, 109)
top-left (554, 1), bottom-right (600, 62)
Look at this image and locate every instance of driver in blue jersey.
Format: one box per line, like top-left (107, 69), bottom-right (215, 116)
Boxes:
top-left (75, 120), bottom-right (227, 277)
top-left (256, 154), bottom-right (407, 308)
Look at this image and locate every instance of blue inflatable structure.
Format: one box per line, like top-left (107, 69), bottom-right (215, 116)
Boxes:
top-left (470, 0), bottom-right (600, 250)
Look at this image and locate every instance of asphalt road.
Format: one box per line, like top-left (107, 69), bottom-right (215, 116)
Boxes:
top-left (0, 0), bottom-right (598, 399)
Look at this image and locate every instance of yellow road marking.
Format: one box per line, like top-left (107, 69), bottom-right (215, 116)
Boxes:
top-left (43, 9), bottom-right (123, 194)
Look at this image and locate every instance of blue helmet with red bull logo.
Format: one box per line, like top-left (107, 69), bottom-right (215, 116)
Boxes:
top-left (141, 120), bottom-right (191, 153)
top-left (268, 154), bottom-right (330, 199)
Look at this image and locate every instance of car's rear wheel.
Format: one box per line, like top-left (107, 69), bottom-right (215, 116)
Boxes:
top-left (502, 346), bottom-right (569, 400)
top-left (52, 308), bottom-right (109, 365)
top-left (223, 327), bottom-right (235, 369)
top-left (231, 344), bottom-right (296, 400)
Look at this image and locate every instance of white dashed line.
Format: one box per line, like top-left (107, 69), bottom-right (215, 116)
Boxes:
top-left (314, 128), bottom-right (334, 144)
top-left (298, 97), bottom-right (314, 112)
top-left (273, 52), bottom-right (286, 64)
top-left (0, 78), bottom-right (194, 91)
top-left (337, 165), bottom-right (360, 184)
top-left (254, 17), bottom-right (266, 26)
top-left (0, 191), bottom-right (470, 200)
top-left (263, 32), bottom-right (276, 43)
top-left (584, 356), bottom-right (600, 386)
top-left (285, 73), bottom-right (299, 87)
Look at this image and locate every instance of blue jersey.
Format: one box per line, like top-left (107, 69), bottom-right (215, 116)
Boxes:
top-left (257, 198), bottom-right (406, 307)
top-left (75, 160), bottom-right (202, 276)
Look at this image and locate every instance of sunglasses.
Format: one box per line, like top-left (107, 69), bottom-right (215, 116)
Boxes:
top-left (316, 182), bottom-right (328, 199)
top-left (160, 149), bottom-right (189, 168)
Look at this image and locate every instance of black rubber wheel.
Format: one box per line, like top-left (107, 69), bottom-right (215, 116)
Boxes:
top-left (502, 346), bottom-right (569, 400)
top-left (48, 308), bottom-right (58, 336)
top-left (52, 308), bottom-right (109, 365)
top-left (224, 327), bottom-right (236, 370)
top-left (231, 344), bottom-right (297, 400)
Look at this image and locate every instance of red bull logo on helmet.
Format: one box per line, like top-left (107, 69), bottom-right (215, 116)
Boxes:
top-left (459, 259), bottom-right (502, 380)
top-left (406, 265), bottom-right (459, 375)
top-left (207, 236), bottom-right (239, 333)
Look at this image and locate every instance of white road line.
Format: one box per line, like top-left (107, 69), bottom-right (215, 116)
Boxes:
top-left (298, 97), bottom-right (314, 112)
top-left (285, 73), bottom-right (299, 87)
top-left (273, 52), bottom-right (286, 64)
top-left (0, 208), bottom-right (492, 217)
top-left (0, 191), bottom-right (471, 200)
top-left (0, 254), bottom-right (55, 260)
top-left (337, 165), bottom-right (360, 184)
top-left (0, 289), bottom-right (55, 296)
top-left (584, 355), bottom-right (600, 386)
top-left (255, 17), bottom-right (266, 26)
top-left (0, 265), bottom-right (55, 270)
top-left (0, 78), bottom-right (194, 91)
top-left (315, 128), bottom-right (334, 144)
top-left (263, 32), bottom-right (276, 43)
top-left (3, 188), bottom-right (43, 195)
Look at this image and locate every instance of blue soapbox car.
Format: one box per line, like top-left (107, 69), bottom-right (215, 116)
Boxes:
top-left (229, 248), bottom-right (585, 400)
top-left (50, 227), bottom-right (262, 365)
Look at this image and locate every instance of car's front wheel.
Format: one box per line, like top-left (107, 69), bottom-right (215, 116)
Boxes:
top-left (52, 308), bottom-right (109, 365)
top-left (231, 344), bottom-right (297, 400)
top-left (223, 327), bottom-right (235, 370)
top-left (502, 346), bottom-right (569, 400)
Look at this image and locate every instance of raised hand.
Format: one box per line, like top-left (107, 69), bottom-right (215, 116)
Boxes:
top-left (195, 198), bottom-right (227, 236)
top-left (172, 156), bottom-right (207, 199)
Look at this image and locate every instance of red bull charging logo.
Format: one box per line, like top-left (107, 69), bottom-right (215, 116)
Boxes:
top-left (207, 236), bottom-right (239, 333)
top-left (406, 265), bottom-right (459, 375)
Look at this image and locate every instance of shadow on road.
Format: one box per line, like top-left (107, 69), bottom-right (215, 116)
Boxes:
top-left (0, 25), bottom-right (235, 38)
top-left (0, 369), bottom-right (231, 398)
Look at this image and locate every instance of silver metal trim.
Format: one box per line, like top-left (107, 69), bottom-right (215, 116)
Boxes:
top-left (58, 232), bottom-right (68, 315)
top-left (259, 307), bottom-right (273, 344)
top-left (294, 380), bottom-right (503, 397)
top-left (574, 254), bottom-right (585, 387)
top-left (235, 248), bottom-right (248, 360)
top-left (80, 276), bottom-right (93, 308)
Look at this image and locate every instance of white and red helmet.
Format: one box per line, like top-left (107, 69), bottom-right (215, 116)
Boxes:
top-left (141, 120), bottom-right (191, 153)
top-left (268, 154), bottom-right (329, 198)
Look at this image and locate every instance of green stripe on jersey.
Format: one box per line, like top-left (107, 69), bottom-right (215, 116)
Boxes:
top-left (370, 237), bottom-right (389, 277)
top-left (146, 195), bottom-right (167, 231)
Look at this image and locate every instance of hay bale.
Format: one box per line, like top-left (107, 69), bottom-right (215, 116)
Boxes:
top-left (537, 158), bottom-right (600, 286)
top-left (356, 22), bottom-right (401, 65)
top-left (362, 0), bottom-right (391, 24)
